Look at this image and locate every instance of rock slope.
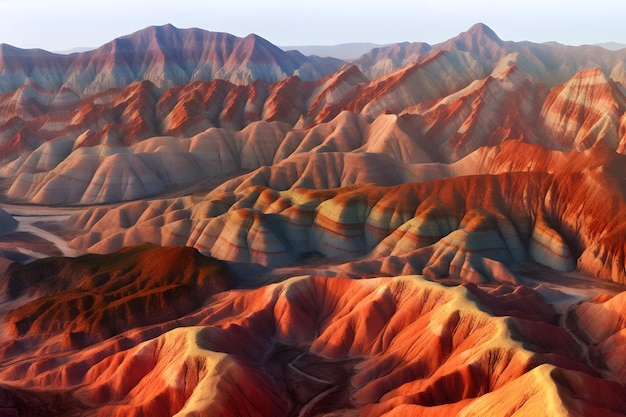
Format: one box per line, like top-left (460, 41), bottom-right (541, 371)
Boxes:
top-left (1, 271), bottom-right (626, 416)
top-left (3, 32), bottom-right (626, 205)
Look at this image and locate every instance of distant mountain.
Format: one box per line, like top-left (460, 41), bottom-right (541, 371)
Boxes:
top-left (4, 24), bottom-right (626, 179)
top-left (595, 42), bottom-right (626, 51)
top-left (353, 23), bottom-right (626, 85)
top-left (281, 42), bottom-right (386, 60)
top-left (53, 46), bottom-right (95, 54)
top-left (0, 24), bottom-right (344, 95)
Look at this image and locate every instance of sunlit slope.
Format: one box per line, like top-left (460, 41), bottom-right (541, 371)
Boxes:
top-left (2, 270), bottom-right (625, 416)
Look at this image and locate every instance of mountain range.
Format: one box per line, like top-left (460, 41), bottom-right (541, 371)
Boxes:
top-left (2, 22), bottom-right (626, 417)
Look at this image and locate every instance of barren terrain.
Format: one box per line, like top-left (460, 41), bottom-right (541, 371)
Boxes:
top-left (1, 23), bottom-right (626, 416)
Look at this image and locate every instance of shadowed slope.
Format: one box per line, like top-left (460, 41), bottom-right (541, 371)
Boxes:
top-left (0, 209), bottom-right (17, 235)
top-left (0, 244), bottom-right (233, 349)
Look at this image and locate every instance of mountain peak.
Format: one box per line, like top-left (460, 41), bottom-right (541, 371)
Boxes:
top-left (122, 23), bottom-right (186, 46)
top-left (434, 22), bottom-right (505, 61)
top-left (466, 23), bottom-right (502, 41)
top-left (241, 32), bottom-right (276, 49)
top-left (445, 23), bottom-right (504, 49)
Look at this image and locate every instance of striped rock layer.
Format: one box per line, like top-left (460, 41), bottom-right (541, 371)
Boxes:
top-left (3, 26), bottom-right (626, 206)
top-left (2, 23), bottom-right (626, 417)
top-left (67, 141), bottom-right (626, 284)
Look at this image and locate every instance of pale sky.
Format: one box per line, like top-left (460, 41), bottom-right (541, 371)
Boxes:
top-left (0, 0), bottom-right (624, 51)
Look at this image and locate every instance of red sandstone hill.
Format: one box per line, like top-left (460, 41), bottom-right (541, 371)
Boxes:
top-left (61, 141), bottom-right (626, 285)
top-left (1, 270), bottom-right (626, 416)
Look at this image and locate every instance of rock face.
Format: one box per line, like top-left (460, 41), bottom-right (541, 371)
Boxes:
top-left (3, 22), bottom-right (626, 417)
